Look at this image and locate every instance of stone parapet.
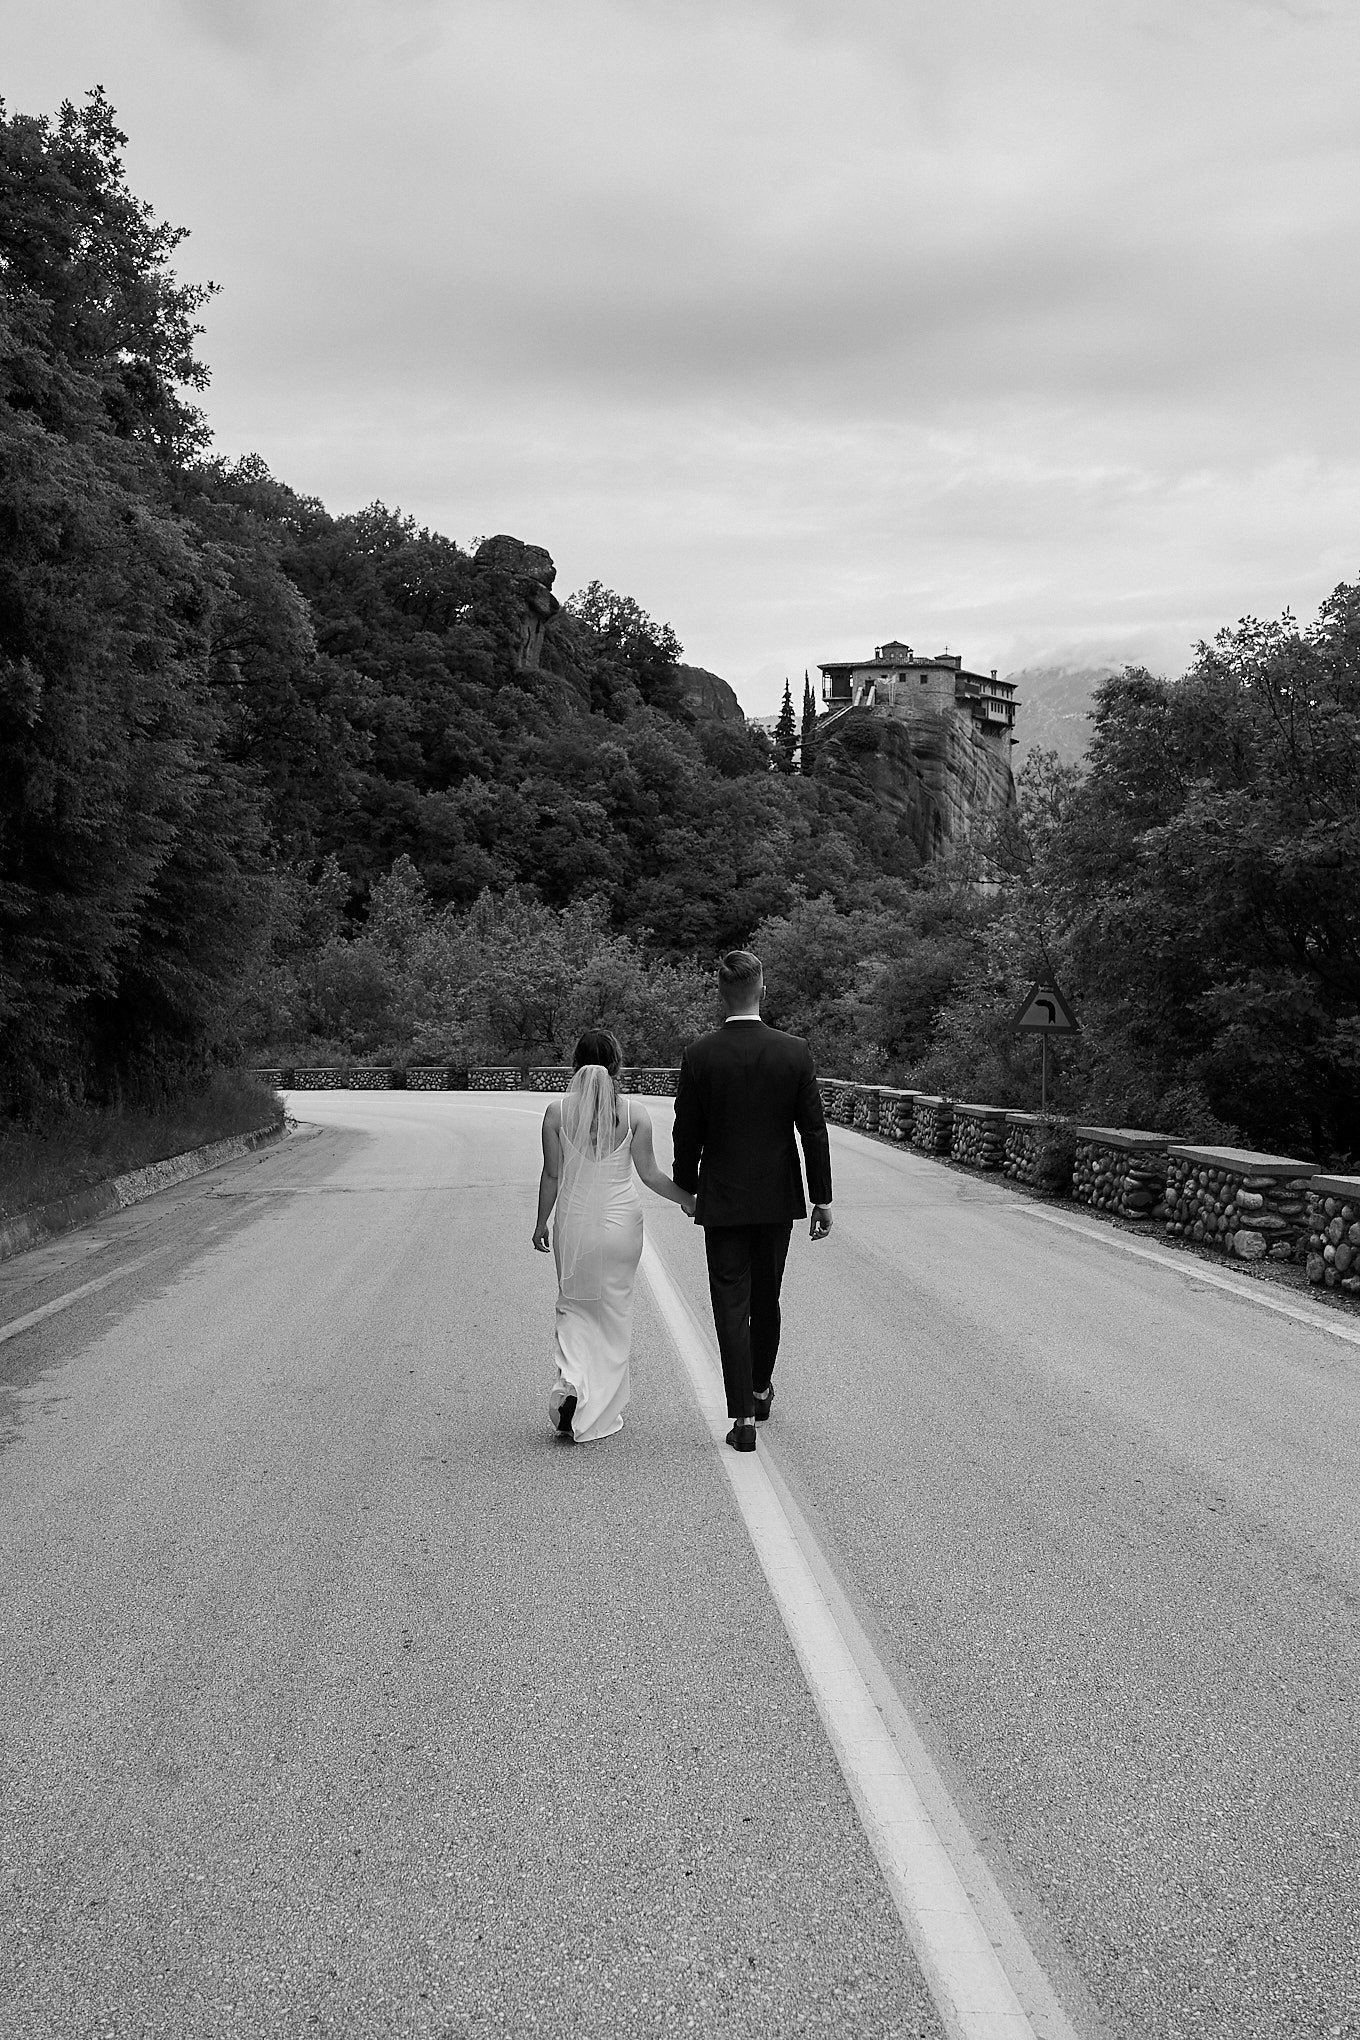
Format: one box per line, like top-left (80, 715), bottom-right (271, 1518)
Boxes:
top-left (406, 1067), bottom-right (462, 1090)
top-left (1003, 1112), bottom-right (1044, 1188)
top-left (249, 1067), bottom-right (287, 1089)
top-left (912, 1096), bottom-right (953, 1155)
top-left (950, 1104), bottom-right (1008, 1170)
top-left (468, 1067), bottom-right (519, 1091)
top-left (291, 1067), bottom-right (348, 1090)
top-left (529, 1067), bottom-right (572, 1092)
top-left (878, 1089), bottom-right (918, 1142)
top-left (853, 1087), bottom-right (881, 1133)
top-left (349, 1066), bottom-right (395, 1090)
top-left (1073, 1127), bottom-right (1170, 1221)
top-left (1304, 1175), bottom-right (1360, 1293)
top-left (1165, 1144), bottom-right (1316, 1263)
top-left (627, 1069), bottom-right (680, 1097)
top-left (818, 1080), bottom-right (859, 1126)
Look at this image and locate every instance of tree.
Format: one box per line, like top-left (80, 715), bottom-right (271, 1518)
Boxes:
top-left (0, 91), bottom-right (268, 1110)
top-left (800, 671), bottom-right (817, 774)
top-left (0, 88), bottom-right (216, 457)
top-left (774, 678), bottom-right (797, 774)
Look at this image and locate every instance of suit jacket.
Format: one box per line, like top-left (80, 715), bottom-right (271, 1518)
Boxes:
top-left (672, 1019), bottom-right (833, 1228)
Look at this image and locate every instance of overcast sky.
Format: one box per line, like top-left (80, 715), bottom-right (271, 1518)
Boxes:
top-left (8, 0), bottom-right (1360, 711)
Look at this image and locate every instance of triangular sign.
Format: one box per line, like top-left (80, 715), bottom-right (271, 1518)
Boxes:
top-left (1012, 979), bottom-right (1080, 1034)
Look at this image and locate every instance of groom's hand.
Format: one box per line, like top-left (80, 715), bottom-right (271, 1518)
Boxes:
top-left (810, 1204), bottom-right (833, 1241)
top-left (679, 1191), bottom-right (697, 1218)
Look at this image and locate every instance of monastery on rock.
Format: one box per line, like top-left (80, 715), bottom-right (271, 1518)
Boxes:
top-left (818, 640), bottom-right (1019, 755)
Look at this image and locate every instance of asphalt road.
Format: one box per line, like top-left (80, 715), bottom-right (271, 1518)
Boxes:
top-left (1, 1093), bottom-right (1356, 2040)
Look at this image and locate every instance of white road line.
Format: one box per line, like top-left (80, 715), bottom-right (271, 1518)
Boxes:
top-left (641, 1238), bottom-right (1082, 2040)
top-left (1014, 1205), bottom-right (1360, 1352)
top-left (0, 1257), bottom-right (153, 1346)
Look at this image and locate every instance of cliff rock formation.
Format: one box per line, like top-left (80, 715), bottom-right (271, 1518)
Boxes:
top-left (817, 707), bottom-right (1015, 861)
top-left (473, 534), bottom-right (559, 669)
top-left (674, 663), bottom-right (745, 724)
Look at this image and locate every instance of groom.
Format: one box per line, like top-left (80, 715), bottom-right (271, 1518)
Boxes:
top-left (671, 950), bottom-right (833, 1452)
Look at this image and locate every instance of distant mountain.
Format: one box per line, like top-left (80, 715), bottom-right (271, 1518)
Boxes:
top-left (675, 662), bottom-right (746, 725)
top-left (1006, 661), bottom-right (1121, 766)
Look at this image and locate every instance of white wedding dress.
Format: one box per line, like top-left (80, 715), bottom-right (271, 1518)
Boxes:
top-left (548, 1070), bottom-right (645, 1442)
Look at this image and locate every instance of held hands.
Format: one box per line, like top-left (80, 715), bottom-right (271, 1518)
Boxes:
top-left (679, 1190), bottom-right (697, 1219)
top-left (810, 1205), bottom-right (833, 1241)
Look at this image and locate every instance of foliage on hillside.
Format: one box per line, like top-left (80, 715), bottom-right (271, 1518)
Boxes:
top-left (3, 93), bottom-right (1356, 1163)
top-left (766, 614), bottom-right (1360, 1160)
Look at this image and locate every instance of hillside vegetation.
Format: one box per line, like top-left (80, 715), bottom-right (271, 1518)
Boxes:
top-left (2, 93), bottom-right (1357, 1164)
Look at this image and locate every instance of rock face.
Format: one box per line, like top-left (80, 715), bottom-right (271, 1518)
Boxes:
top-left (816, 707), bottom-right (1015, 860)
top-left (674, 663), bottom-right (745, 725)
top-left (473, 535), bottom-right (559, 670)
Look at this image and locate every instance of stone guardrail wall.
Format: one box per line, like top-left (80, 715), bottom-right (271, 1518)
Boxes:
top-left (1002, 1113), bottom-right (1045, 1188)
top-left (819, 1080), bottom-right (1359, 1301)
top-left (260, 1061), bottom-right (1358, 1298)
top-left (1073, 1128), bottom-right (1170, 1222)
top-left (912, 1096), bottom-right (953, 1155)
top-left (950, 1103), bottom-right (1007, 1170)
top-left (255, 1065), bottom-right (681, 1097)
top-left (879, 1089), bottom-right (916, 1143)
top-left (1306, 1178), bottom-right (1360, 1293)
top-left (853, 1088), bottom-right (880, 1133)
top-left (1164, 1146), bottom-right (1315, 1263)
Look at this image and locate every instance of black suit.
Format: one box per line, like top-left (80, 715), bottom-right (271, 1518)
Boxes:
top-left (672, 1019), bottom-right (833, 1421)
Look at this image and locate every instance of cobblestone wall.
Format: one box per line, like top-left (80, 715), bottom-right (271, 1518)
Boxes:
top-left (1003, 1114), bottom-right (1042, 1187)
top-left (879, 1090), bottom-right (916, 1142)
top-left (290, 1067), bottom-right (348, 1090)
top-left (1073, 1129), bottom-right (1169, 1221)
top-left (406, 1067), bottom-right (460, 1090)
top-left (1305, 1176), bottom-right (1360, 1293)
top-left (853, 1088), bottom-right (881, 1133)
top-left (627, 1069), bottom-right (680, 1097)
top-left (1165, 1145), bottom-right (1315, 1262)
top-left (912, 1097), bottom-right (953, 1155)
top-left (348, 1067), bottom-right (395, 1090)
top-left (951, 1105), bottom-right (1007, 1169)
top-left (468, 1067), bottom-right (519, 1091)
top-left (818, 1081), bottom-right (857, 1125)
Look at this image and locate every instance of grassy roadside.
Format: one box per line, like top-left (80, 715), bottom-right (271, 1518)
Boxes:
top-left (0, 1071), bottom-right (285, 1223)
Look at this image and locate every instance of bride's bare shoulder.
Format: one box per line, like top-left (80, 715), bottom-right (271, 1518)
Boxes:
top-left (542, 1097), bottom-right (563, 1128)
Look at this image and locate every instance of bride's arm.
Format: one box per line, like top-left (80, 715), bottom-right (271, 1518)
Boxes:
top-left (532, 1102), bottom-right (562, 1250)
top-left (629, 1104), bottom-right (695, 1212)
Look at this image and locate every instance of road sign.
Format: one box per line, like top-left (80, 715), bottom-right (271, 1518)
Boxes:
top-left (1012, 980), bottom-right (1080, 1034)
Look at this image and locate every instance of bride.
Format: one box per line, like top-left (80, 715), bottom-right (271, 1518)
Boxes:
top-left (532, 1030), bottom-right (694, 1441)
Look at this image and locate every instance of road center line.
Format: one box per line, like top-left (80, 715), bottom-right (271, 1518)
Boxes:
top-left (640, 1237), bottom-right (1081, 2040)
top-left (0, 1256), bottom-right (154, 1346)
top-left (1013, 1205), bottom-right (1360, 1351)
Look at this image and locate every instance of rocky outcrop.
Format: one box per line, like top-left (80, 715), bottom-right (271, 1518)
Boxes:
top-left (473, 535), bottom-right (559, 670)
top-left (815, 707), bottom-right (1015, 860)
top-left (675, 663), bottom-right (745, 724)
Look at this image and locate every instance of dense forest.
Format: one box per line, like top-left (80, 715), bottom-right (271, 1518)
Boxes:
top-left (2, 94), bottom-right (1357, 1162)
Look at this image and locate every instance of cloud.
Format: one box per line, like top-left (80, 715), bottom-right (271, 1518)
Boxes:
top-left (7, 0), bottom-right (1359, 710)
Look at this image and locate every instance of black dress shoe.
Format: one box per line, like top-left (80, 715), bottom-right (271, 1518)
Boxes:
top-left (752, 1385), bottom-right (774, 1423)
top-left (726, 1422), bottom-right (756, 1452)
top-left (556, 1394), bottom-right (577, 1436)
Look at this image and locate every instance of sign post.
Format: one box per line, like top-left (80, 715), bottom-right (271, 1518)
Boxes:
top-left (1011, 978), bottom-right (1080, 1111)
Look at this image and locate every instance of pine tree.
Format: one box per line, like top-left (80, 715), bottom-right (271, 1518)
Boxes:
top-left (800, 670), bottom-right (817, 775)
top-left (774, 678), bottom-right (797, 773)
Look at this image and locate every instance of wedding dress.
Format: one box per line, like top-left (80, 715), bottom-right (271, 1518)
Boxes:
top-left (548, 1067), bottom-right (645, 1441)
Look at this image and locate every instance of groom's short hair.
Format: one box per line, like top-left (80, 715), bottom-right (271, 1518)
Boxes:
top-left (718, 950), bottom-right (763, 1005)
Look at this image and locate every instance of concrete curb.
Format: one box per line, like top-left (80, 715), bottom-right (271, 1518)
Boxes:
top-left (0, 1121), bottom-right (285, 1266)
